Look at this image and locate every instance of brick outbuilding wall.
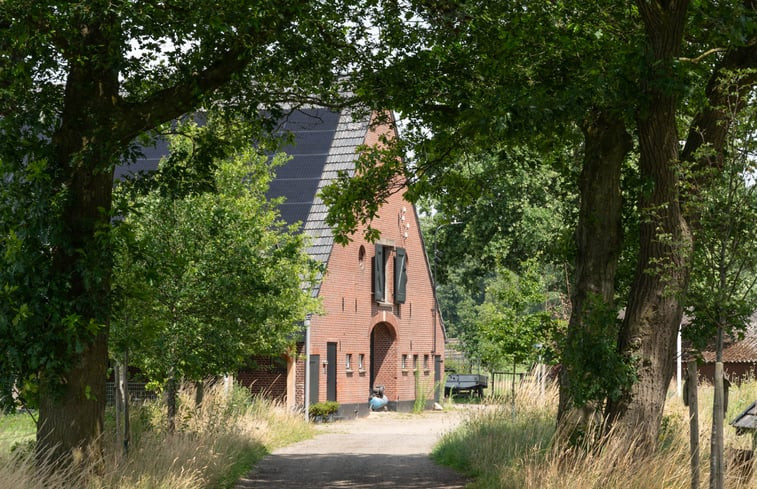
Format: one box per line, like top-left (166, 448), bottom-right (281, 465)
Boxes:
top-left (238, 356), bottom-right (287, 400)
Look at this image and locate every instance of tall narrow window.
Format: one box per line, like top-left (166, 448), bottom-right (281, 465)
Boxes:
top-left (373, 244), bottom-right (386, 302)
top-left (401, 354), bottom-right (408, 370)
top-left (394, 247), bottom-right (407, 304)
top-left (358, 353), bottom-right (365, 371)
top-left (345, 353), bottom-right (352, 370)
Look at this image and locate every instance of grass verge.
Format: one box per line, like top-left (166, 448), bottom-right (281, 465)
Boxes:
top-left (433, 374), bottom-right (756, 488)
top-left (0, 383), bottom-right (313, 489)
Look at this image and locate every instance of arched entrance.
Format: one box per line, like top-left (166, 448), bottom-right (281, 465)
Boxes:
top-left (370, 322), bottom-right (397, 401)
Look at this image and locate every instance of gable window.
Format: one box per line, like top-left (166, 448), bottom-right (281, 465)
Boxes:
top-left (394, 247), bottom-right (408, 304)
top-left (373, 244), bottom-right (408, 304)
top-left (373, 244), bottom-right (388, 302)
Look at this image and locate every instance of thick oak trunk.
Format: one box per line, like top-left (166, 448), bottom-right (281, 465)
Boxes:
top-left (605, 0), bottom-right (691, 449)
top-left (36, 15), bottom-right (119, 464)
top-left (557, 109), bottom-right (630, 432)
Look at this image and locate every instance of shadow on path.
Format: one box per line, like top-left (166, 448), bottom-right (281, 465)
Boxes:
top-left (235, 452), bottom-right (469, 488)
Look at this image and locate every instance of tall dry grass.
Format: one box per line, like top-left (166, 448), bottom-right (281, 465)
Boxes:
top-left (0, 383), bottom-right (313, 489)
top-left (434, 372), bottom-right (757, 489)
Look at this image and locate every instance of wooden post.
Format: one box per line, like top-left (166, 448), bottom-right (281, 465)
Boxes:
top-left (122, 351), bottom-right (130, 455)
top-left (114, 363), bottom-right (122, 452)
top-left (688, 360), bottom-right (699, 489)
top-left (710, 361), bottom-right (725, 489)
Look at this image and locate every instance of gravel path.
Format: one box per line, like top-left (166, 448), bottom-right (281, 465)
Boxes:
top-left (235, 409), bottom-right (471, 488)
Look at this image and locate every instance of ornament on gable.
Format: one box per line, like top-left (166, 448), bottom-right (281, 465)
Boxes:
top-left (398, 206), bottom-right (411, 241)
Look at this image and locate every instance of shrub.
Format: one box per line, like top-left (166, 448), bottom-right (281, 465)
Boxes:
top-left (308, 401), bottom-right (340, 419)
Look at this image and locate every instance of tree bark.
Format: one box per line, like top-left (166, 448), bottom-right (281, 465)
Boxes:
top-left (710, 360), bottom-right (725, 489)
top-left (36, 10), bottom-right (120, 464)
top-left (558, 109), bottom-right (630, 433)
top-left (166, 373), bottom-right (178, 434)
top-left (687, 360), bottom-right (699, 489)
top-left (605, 0), bottom-right (692, 449)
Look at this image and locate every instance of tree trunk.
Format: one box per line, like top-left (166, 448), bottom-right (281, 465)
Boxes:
top-left (37, 333), bottom-right (108, 465)
top-left (605, 0), bottom-right (692, 449)
top-left (121, 351), bottom-right (130, 455)
top-left (166, 374), bottom-right (178, 434)
top-left (558, 109), bottom-right (630, 435)
top-left (710, 361), bottom-right (725, 489)
top-left (688, 360), bottom-right (699, 489)
top-left (36, 11), bottom-right (121, 463)
top-left (194, 380), bottom-right (205, 409)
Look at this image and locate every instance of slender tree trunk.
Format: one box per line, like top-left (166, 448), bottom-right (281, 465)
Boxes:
top-left (606, 0), bottom-right (692, 449)
top-left (166, 373), bottom-right (178, 434)
top-left (114, 363), bottom-right (122, 451)
top-left (710, 360), bottom-right (725, 489)
top-left (195, 380), bottom-right (205, 409)
top-left (558, 109), bottom-right (630, 434)
top-left (121, 351), bottom-right (130, 455)
top-left (688, 359), bottom-right (699, 489)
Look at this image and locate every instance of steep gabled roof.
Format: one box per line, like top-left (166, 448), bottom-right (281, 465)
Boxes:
top-left (265, 109), bottom-right (370, 297)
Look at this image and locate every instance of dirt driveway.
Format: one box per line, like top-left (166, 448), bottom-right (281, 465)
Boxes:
top-left (235, 408), bottom-right (471, 488)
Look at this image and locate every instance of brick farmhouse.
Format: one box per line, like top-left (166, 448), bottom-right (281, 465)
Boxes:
top-left (230, 109), bottom-right (444, 417)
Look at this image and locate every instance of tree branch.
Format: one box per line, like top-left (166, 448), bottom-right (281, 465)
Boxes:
top-left (116, 44), bottom-right (251, 145)
top-left (678, 48), bottom-right (727, 63)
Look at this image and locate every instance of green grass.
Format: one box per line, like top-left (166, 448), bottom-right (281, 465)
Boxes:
top-left (0, 384), bottom-right (314, 489)
top-left (432, 377), bottom-right (757, 489)
top-left (0, 412), bottom-right (36, 454)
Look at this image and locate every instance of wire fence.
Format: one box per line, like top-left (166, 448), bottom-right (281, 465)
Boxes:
top-left (105, 382), bottom-right (157, 405)
top-left (1, 379), bottom-right (157, 409)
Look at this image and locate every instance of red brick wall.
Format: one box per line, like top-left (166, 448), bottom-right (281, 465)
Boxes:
top-left (238, 356), bottom-right (287, 400)
top-left (698, 362), bottom-right (757, 384)
top-left (305, 112), bottom-right (444, 406)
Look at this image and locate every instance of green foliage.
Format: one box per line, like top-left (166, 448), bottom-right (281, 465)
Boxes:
top-left (683, 69), bottom-right (757, 352)
top-left (560, 296), bottom-right (638, 407)
top-left (308, 401), bottom-right (339, 418)
top-left (111, 136), bottom-right (321, 386)
top-left (0, 0), bottom-right (373, 423)
top-left (460, 259), bottom-right (564, 372)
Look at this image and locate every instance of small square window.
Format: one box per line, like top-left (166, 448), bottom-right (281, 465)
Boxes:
top-left (401, 354), bottom-right (408, 369)
top-left (358, 353), bottom-right (365, 370)
top-left (345, 353), bottom-right (352, 370)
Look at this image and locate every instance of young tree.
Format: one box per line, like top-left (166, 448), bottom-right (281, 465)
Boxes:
top-left (473, 260), bottom-right (562, 372)
top-left (0, 1), bottom-right (368, 461)
top-left (682, 71), bottom-right (757, 489)
top-left (112, 140), bottom-right (320, 432)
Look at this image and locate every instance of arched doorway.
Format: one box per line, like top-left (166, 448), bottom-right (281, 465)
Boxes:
top-left (370, 322), bottom-right (397, 401)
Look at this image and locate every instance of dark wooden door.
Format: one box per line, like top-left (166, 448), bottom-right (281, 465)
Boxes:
top-left (327, 342), bottom-right (337, 402)
top-left (309, 354), bottom-right (319, 405)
